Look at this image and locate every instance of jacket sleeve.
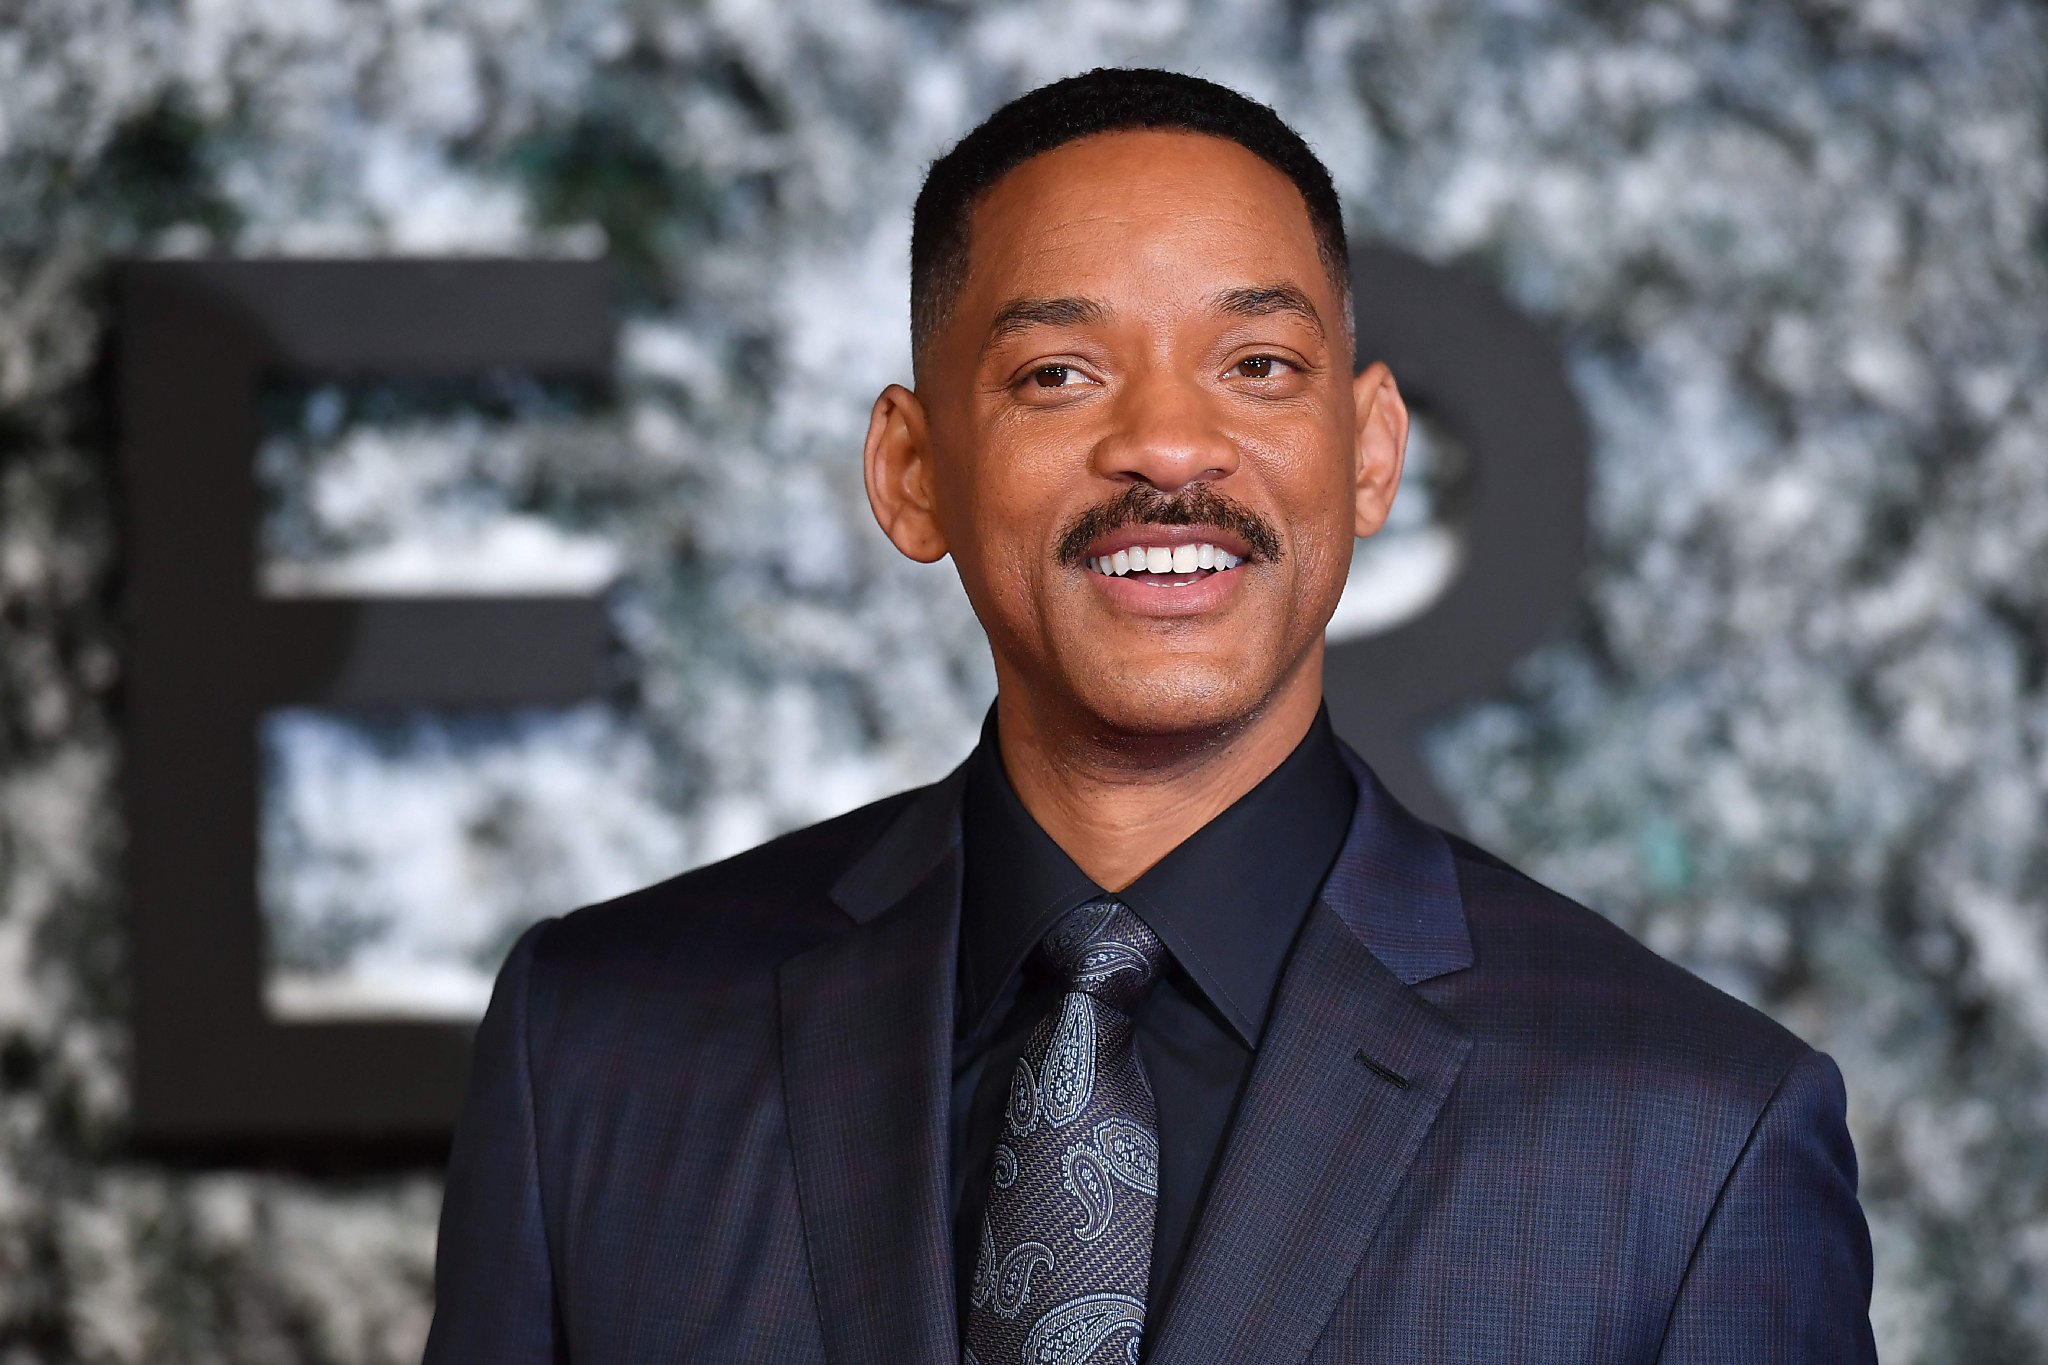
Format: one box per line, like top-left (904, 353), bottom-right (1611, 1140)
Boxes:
top-left (1655, 1048), bottom-right (1877, 1364)
top-left (423, 918), bottom-right (566, 1364)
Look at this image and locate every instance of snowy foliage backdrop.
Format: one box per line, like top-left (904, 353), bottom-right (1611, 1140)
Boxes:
top-left (1, 0), bottom-right (2045, 1358)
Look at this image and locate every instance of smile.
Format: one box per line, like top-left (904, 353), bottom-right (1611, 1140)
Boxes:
top-left (1085, 542), bottom-right (1244, 580)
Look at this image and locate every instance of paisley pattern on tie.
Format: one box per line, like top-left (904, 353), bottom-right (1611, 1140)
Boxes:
top-left (1039, 996), bottom-right (1098, 1127)
top-left (963, 901), bottom-right (1165, 1365)
top-left (1022, 1293), bottom-right (1145, 1365)
top-left (1089, 1118), bottom-right (1158, 1197)
top-left (1006, 1064), bottom-right (1040, 1138)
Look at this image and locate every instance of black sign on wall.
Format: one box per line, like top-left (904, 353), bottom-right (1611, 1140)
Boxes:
top-left (1326, 245), bottom-right (1589, 828)
top-left (117, 248), bottom-right (1585, 1154)
top-left (119, 259), bottom-right (615, 1152)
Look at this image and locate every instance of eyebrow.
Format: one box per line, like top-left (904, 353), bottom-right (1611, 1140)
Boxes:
top-left (1211, 283), bottom-right (1326, 339)
top-left (980, 295), bottom-right (1110, 359)
top-left (976, 282), bottom-right (1326, 361)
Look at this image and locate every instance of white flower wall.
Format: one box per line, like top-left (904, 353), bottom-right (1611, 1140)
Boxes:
top-left (0, 0), bottom-right (2043, 1357)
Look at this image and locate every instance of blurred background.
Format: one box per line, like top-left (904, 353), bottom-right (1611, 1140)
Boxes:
top-left (3, 0), bottom-right (2046, 1359)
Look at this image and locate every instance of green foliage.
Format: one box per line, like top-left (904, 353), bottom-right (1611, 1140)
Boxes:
top-left (508, 106), bottom-right (716, 306)
top-left (93, 96), bottom-right (241, 241)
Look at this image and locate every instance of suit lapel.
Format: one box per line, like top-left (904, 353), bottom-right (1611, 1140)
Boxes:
top-left (1147, 745), bottom-right (1475, 1365)
top-left (780, 768), bottom-right (967, 1365)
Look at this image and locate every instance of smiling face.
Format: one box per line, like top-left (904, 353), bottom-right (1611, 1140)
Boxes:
top-left (865, 129), bottom-right (1408, 748)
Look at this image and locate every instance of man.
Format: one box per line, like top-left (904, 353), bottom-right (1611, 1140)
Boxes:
top-left (425, 68), bottom-right (1876, 1364)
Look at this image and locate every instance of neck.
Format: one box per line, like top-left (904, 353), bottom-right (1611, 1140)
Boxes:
top-left (992, 655), bottom-right (1326, 891)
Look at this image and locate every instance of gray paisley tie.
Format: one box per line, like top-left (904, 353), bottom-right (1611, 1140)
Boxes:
top-left (963, 899), bottom-right (1166, 1365)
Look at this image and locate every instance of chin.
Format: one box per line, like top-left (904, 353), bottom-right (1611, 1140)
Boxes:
top-left (1064, 655), bottom-right (1277, 741)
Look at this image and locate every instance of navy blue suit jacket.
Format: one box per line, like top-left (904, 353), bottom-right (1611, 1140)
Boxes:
top-left (424, 742), bottom-right (1876, 1363)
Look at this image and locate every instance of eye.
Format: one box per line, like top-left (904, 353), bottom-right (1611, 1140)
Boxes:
top-left (1231, 354), bottom-right (1293, 380)
top-left (1010, 360), bottom-right (1101, 401)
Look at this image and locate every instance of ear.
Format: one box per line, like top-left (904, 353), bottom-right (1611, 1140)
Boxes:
top-left (1350, 360), bottom-right (1409, 538)
top-left (862, 383), bottom-right (949, 563)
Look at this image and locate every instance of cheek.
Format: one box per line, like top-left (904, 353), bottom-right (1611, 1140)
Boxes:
top-left (1295, 534), bottom-right (1355, 617)
top-left (935, 447), bottom-right (1062, 619)
top-left (1256, 435), bottom-right (1358, 569)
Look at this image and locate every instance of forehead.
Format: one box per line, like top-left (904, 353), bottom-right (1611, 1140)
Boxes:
top-left (960, 130), bottom-right (1332, 319)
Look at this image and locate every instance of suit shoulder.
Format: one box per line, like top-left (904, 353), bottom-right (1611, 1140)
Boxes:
top-left (1440, 831), bottom-right (1812, 1094)
top-left (534, 784), bottom-right (924, 977)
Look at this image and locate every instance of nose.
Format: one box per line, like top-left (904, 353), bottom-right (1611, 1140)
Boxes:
top-left (1089, 368), bottom-right (1239, 492)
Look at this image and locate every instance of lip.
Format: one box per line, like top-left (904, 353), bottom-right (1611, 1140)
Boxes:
top-left (1077, 522), bottom-right (1255, 562)
top-left (1083, 557), bottom-right (1250, 617)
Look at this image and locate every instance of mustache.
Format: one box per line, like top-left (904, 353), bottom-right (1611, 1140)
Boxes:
top-left (1053, 483), bottom-right (1284, 567)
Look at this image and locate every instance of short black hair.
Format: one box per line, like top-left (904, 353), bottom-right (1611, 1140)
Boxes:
top-left (910, 67), bottom-right (1350, 367)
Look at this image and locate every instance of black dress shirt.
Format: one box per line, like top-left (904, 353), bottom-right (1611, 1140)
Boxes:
top-left (950, 703), bottom-right (1358, 1327)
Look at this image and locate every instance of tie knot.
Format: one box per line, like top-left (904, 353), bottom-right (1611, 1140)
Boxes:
top-left (1033, 899), bottom-right (1166, 1012)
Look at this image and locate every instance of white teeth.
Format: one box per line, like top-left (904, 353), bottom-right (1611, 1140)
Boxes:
top-left (1090, 544), bottom-right (1244, 576)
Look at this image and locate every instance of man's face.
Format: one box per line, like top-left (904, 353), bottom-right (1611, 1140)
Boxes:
top-left (871, 130), bottom-right (1404, 741)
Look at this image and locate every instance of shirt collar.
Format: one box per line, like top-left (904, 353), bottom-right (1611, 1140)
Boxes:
top-left (957, 703), bottom-right (1358, 1046)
